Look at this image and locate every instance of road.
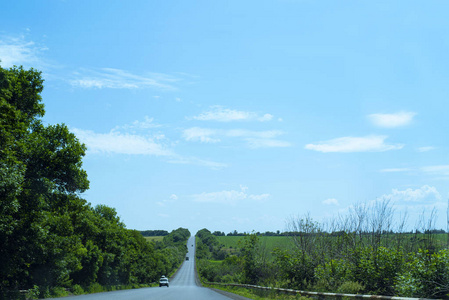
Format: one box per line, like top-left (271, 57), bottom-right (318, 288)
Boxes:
top-left (51, 236), bottom-right (248, 300)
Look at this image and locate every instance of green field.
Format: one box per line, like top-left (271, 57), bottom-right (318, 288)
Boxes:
top-left (144, 236), bottom-right (164, 243)
top-left (217, 233), bottom-right (449, 256)
top-left (216, 236), bottom-right (295, 258)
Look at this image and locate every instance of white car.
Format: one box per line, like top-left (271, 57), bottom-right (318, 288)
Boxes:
top-left (159, 276), bottom-right (169, 287)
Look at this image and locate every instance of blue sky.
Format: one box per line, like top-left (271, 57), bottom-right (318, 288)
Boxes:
top-left (1, 1), bottom-right (449, 234)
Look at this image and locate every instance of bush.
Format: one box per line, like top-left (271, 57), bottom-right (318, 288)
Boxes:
top-left (314, 259), bottom-right (352, 291)
top-left (87, 282), bottom-right (104, 294)
top-left (395, 249), bottom-right (449, 298)
top-left (337, 281), bottom-right (364, 294)
top-left (72, 284), bottom-right (85, 295)
top-left (26, 285), bottom-right (40, 300)
top-left (50, 287), bottom-right (69, 297)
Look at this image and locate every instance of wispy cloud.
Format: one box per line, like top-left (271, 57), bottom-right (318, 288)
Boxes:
top-left (73, 117), bottom-right (227, 169)
top-left (305, 135), bottom-right (403, 153)
top-left (114, 116), bottom-right (162, 132)
top-left (157, 194), bottom-right (178, 207)
top-left (183, 127), bottom-right (291, 148)
top-left (368, 111), bottom-right (416, 128)
top-left (192, 185), bottom-right (270, 205)
top-left (380, 168), bottom-right (411, 173)
top-left (183, 127), bottom-right (221, 143)
top-left (191, 106), bottom-right (274, 122)
top-left (70, 68), bottom-right (179, 90)
top-left (379, 165), bottom-right (449, 178)
top-left (0, 35), bottom-right (47, 68)
top-left (421, 165), bottom-right (449, 176)
top-left (167, 156), bottom-right (227, 170)
top-left (72, 128), bottom-right (173, 156)
top-left (417, 146), bottom-right (435, 152)
top-left (245, 138), bottom-right (291, 149)
top-left (323, 198), bottom-right (339, 205)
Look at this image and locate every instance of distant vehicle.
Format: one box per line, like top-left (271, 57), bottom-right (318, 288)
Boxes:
top-left (186, 256), bottom-right (189, 260)
top-left (159, 276), bottom-right (169, 287)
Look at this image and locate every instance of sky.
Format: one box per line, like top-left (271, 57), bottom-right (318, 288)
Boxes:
top-left (1, 1), bottom-right (449, 234)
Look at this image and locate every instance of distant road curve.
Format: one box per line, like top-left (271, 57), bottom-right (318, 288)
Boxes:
top-left (52, 236), bottom-right (250, 300)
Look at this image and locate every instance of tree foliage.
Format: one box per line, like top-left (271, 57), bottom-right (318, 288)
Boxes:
top-left (0, 65), bottom-right (190, 298)
top-left (197, 202), bottom-right (449, 299)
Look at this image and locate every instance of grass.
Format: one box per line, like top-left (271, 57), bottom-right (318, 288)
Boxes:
top-left (207, 284), bottom-right (311, 300)
top-left (144, 236), bottom-right (164, 243)
top-left (217, 236), bottom-right (295, 259)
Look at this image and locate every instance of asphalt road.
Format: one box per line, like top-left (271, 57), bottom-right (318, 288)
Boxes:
top-left (50, 236), bottom-right (249, 300)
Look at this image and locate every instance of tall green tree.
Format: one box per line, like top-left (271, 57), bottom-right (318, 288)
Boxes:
top-left (0, 65), bottom-right (89, 291)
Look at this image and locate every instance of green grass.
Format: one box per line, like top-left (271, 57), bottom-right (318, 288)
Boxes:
top-left (217, 236), bottom-right (295, 259)
top-left (217, 234), bottom-right (449, 257)
top-left (144, 236), bottom-right (164, 243)
top-left (207, 284), bottom-right (311, 300)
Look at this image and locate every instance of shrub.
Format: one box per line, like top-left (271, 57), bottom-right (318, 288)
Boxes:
top-left (337, 281), bottom-right (364, 294)
top-left (395, 249), bottom-right (449, 298)
top-left (50, 287), bottom-right (69, 297)
top-left (87, 282), bottom-right (104, 294)
top-left (26, 285), bottom-right (40, 300)
top-left (71, 284), bottom-right (85, 295)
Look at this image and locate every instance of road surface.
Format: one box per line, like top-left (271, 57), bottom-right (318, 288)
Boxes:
top-left (51, 236), bottom-right (248, 300)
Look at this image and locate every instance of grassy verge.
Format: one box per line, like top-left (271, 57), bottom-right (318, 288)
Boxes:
top-left (21, 283), bottom-right (156, 299)
top-left (205, 284), bottom-right (311, 300)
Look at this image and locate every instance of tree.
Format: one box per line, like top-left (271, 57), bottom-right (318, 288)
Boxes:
top-left (0, 65), bottom-right (89, 291)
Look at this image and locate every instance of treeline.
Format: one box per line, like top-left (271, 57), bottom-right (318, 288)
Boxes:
top-left (0, 65), bottom-right (190, 299)
top-left (216, 229), bottom-right (447, 237)
top-left (140, 230), bottom-right (169, 237)
top-left (217, 230), bottom-right (285, 236)
top-left (197, 202), bottom-right (449, 298)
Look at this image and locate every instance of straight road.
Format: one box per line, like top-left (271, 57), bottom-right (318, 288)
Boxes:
top-left (51, 236), bottom-right (244, 300)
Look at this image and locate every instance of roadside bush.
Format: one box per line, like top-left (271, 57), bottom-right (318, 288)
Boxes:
top-left (50, 287), bottom-right (69, 297)
top-left (314, 259), bottom-right (352, 291)
top-left (25, 285), bottom-right (40, 300)
top-left (395, 249), bottom-right (449, 298)
top-left (197, 260), bottom-right (219, 282)
top-left (337, 281), bottom-right (364, 294)
top-left (350, 246), bottom-right (403, 295)
top-left (71, 284), bottom-right (84, 295)
top-left (87, 282), bottom-right (103, 294)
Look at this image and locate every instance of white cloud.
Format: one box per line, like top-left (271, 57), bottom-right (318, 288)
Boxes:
top-left (249, 194), bottom-right (271, 201)
top-left (0, 35), bottom-right (47, 68)
top-left (417, 146), bottom-right (435, 152)
top-left (157, 194), bottom-right (179, 207)
top-left (225, 129), bottom-right (283, 139)
top-left (72, 128), bottom-right (173, 156)
top-left (116, 116), bottom-right (161, 131)
top-left (182, 127), bottom-right (220, 143)
top-left (182, 127), bottom-right (291, 148)
top-left (368, 111), bottom-right (416, 128)
top-left (74, 126), bottom-right (227, 169)
top-left (323, 198), bottom-right (339, 205)
top-left (305, 135), bottom-right (403, 153)
top-left (421, 165), bottom-right (449, 176)
top-left (167, 156), bottom-right (227, 169)
top-left (381, 185), bottom-right (441, 203)
top-left (246, 138), bottom-right (291, 149)
top-left (259, 114), bottom-right (274, 122)
top-left (380, 168), bottom-right (411, 173)
top-left (192, 186), bottom-right (270, 205)
top-left (191, 106), bottom-right (274, 122)
top-left (70, 68), bottom-right (179, 90)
